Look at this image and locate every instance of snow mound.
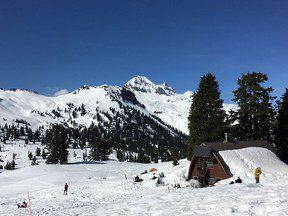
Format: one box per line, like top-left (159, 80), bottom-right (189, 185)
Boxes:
top-left (219, 147), bottom-right (288, 184)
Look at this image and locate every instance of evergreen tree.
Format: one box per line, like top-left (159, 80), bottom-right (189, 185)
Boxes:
top-left (20, 127), bottom-right (25, 136)
top-left (35, 147), bottom-right (41, 156)
top-left (31, 156), bottom-right (37, 165)
top-left (46, 124), bottom-right (69, 164)
top-left (34, 130), bottom-right (40, 142)
top-left (11, 159), bottom-right (15, 170)
top-left (116, 149), bottom-right (124, 161)
top-left (90, 140), bottom-right (100, 161)
top-left (275, 88), bottom-right (288, 163)
top-left (5, 161), bottom-right (12, 170)
top-left (172, 158), bottom-right (179, 166)
top-left (27, 128), bottom-right (33, 142)
top-left (231, 72), bottom-right (275, 141)
top-left (28, 151), bottom-right (33, 160)
top-left (188, 73), bottom-right (226, 159)
top-left (42, 149), bottom-right (47, 159)
top-left (90, 140), bottom-right (111, 161)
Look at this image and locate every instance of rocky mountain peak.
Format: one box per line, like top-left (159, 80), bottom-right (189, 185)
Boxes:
top-left (124, 76), bottom-right (175, 96)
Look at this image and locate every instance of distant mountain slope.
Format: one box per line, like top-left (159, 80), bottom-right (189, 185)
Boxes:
top-left (0, 76), bottom-right (237, 134)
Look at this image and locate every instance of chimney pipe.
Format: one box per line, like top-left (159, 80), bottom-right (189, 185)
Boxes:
top-left (225, 133), bottom-right (228, 142)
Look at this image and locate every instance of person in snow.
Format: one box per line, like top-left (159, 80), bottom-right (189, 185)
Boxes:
top-left (141, 170), bottom-right (148, 175)
top-left (254, 167), bottom-right (262, 183)
top-left (235, 176), bottom-right (242, 183)
top-left (134, 175), bottom-right (143, 182)
top-left (151, 173), bottom-right (157, 180)
top-left (156, 176), bottom-right (164, 187)
top-left (159, 172), bottom-right (165, 178)
top-left (204, 165), bottom-right (211, 186)
top-left (64, 183), bottom-right (69, 195)
top-left (18, 201), bottom-right (28, 208)
top-left (230, 176), bottom-right (243, 184)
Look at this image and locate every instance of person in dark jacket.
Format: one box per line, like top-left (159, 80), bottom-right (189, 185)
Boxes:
top-left (230, 176), bottom-right (243, 184)
top-left (18, 201), bottom-right (28, 208)
top-left (204, 166), bottom-right (211, 186)
top-left (134, 175), bottom-right (143, 182)
top-left (151, 173), bottom-right (157, 180)
top-left (235, 177), bottom-right (242, 183)
top-left (64, 183), bottom-right (68, 195)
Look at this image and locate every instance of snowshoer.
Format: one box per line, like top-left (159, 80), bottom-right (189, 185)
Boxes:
top-left (64, 183), bottom-right (69, 195)
top-left (159, 172), bottom-right (165, 178)
top-left (254, 167), bottom-right (262, 183)
top-left (18, 201), bottom-right (28, 208)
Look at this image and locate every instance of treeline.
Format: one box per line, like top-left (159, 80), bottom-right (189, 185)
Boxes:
top-left (0, 122), bottom-right (43, 144)
top-left (58, 105), bottom-right (187, 163)
top-left (188, 72), bottom-right (288, 163)
top-left (1, 104), bottom-right (187, 164)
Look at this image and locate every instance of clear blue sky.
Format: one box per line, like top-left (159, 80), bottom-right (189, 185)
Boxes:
top-left (1, 0), bottom-right (288, 102)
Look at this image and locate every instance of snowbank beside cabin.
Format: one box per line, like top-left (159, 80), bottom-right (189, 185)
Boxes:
top-left (219, 147), bottom-right (288, 184)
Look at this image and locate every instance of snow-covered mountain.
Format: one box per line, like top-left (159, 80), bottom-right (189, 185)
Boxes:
top-left (0, 76), bottom-right (237, 134)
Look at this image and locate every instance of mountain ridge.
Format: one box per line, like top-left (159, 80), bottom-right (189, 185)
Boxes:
top-left (0, 76), bottom-right (237, 134)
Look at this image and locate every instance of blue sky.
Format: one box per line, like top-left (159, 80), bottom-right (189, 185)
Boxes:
top-left (0, 0), bottom-right (288, 102)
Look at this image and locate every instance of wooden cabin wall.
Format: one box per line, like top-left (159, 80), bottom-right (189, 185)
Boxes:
top-left (189, 153), bottom-right (231, 181)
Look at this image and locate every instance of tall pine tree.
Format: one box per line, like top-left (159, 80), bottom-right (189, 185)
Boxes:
top-left (188, 73), bottom-right (226, 159)
top-left (275, 88), bottom-right (288, 163)
top-left (46, 124), bottom-right (69, 164)
top-left (231, 72), bottom-right (275, 141)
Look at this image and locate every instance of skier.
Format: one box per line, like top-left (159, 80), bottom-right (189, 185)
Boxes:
top-left (63, 183), bottom-right (69, 195)
top-left (17, 201), bottom-right (28, 208)
top-left (254, 167), bottom-right (262, 183)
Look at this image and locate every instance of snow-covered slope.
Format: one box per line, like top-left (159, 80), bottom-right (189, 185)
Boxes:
top-left (0, 76), bottom-right (237, 134)
top-left (219, 147), bottom-right (288, 183)
top-left (125, 76), bottom-right (237, 134)
top-left (1, 144), bottom-right (288, 215)
top-left (124, 77), bottom-right (193, 133)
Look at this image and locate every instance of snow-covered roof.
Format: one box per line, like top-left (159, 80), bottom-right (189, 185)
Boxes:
top-left (201, 140), bottom-right (276, 153)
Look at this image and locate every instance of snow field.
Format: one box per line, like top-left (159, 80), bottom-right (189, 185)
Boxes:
top-left (1, 144), bottom-right (288, 215)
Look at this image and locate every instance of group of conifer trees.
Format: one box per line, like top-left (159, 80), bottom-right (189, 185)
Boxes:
top-left (188, 72), bottom-right (288, 163)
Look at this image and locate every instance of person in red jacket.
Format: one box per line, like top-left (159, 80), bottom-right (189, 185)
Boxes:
top-left (64, 183), bottom-right (68, 195)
